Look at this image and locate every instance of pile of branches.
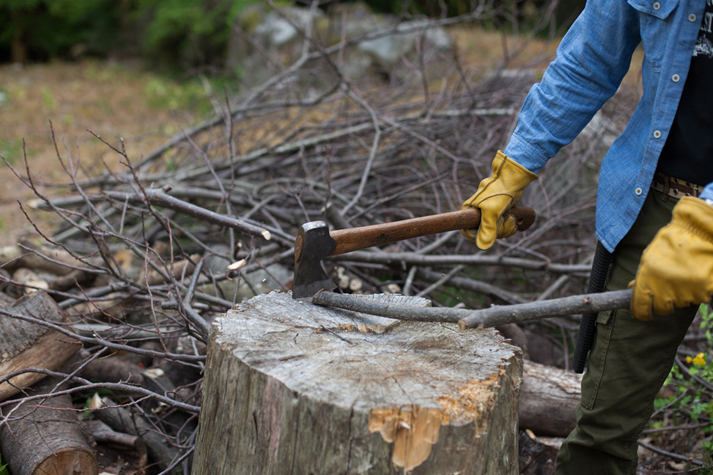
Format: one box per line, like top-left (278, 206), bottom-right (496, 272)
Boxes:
top-left (0, 2), bottom-right (670, 473)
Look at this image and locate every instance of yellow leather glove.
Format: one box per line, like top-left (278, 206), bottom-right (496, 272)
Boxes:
top-left (462, 151), bottom-right (538, 250)
top-left (630, 196), bottom-right (713, 320)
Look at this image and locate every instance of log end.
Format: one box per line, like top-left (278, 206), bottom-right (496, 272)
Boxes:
top-left (32, 448), bottom-right (98, 475)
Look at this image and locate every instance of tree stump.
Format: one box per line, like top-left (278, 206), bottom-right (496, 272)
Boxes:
top-left (193, 291), bottom-right (522, 474)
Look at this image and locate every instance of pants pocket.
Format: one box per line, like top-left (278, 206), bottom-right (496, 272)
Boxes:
top-left (580, 310), bottom-right (616, 410)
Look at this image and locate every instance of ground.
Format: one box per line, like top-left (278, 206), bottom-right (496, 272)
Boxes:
top-left (0, 60), bottom-right (211, 246)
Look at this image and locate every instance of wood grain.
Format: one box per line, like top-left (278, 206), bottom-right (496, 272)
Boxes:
top-left (193, 291), bottom-right (523, 475)
top-left (330, 206), bottom-right (535, 256)
top-left (0, 377), bottom-right (97, 475)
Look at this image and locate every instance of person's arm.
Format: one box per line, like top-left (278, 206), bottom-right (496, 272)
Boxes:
top-left (504, 0), bottom-right (641, 172)
top-left (462, 0), bottom-right (642, 249)
top-left (630, 183), bottom-right (713, 320)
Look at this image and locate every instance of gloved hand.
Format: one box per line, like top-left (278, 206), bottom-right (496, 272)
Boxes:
top-left (462, 151), bottom-right (538, 250)
top-left (630, 196), bottom-right (713, 320)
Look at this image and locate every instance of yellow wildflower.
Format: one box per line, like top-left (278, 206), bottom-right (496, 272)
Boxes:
top-left (687, 355), bottom-right (693, 364)
top-left (693, 353), bottom-right (706, 366)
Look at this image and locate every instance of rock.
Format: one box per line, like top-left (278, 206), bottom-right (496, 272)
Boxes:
top-left (255, 6), bottom-right (326, 48)
top-left (359, 19), bottom-right (453, 70)
top-left (226, 3), bottom-right (453, 87)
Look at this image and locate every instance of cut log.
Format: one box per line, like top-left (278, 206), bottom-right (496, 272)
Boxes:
top-left (519, 360), bottom-right (582, 437)
top-left (0, 290), bottom-right (80, 402)
top-left (0, 377), bottom-right (98, 475)
top-left (192, 291), bottom-right (523, 475)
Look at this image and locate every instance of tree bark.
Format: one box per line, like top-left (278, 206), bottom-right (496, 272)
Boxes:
top-left (0, 377), bottom-right (98, 475)
top-left (193, 291), bottom-right (523, 475)
top-left (519, 360), bottom-right (582, 437)
top-left (0, 291), bottom-right (80, 402)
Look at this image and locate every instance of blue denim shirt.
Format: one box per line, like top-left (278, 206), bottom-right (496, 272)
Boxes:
top-left (504, 0), bottom-right (707, 252)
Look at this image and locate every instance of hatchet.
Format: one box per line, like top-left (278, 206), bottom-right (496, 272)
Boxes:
top-left (292, 207), bottom-right (536, 299)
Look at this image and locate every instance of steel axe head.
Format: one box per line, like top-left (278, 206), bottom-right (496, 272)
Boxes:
top-left (292, 221), bottom-right (337, 299)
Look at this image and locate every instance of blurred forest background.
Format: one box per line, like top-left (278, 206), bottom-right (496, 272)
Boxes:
top-left (0, 0), bottom-right (585, 67)
top-left (0, 0), bottom-right (586, 244)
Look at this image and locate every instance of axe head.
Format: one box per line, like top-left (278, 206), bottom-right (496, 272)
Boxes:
top-left (292, 221), bottom-right (337, 299)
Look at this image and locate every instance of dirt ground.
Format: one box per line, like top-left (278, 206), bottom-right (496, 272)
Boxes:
top-left (0, 60), bottom-right (210, 246)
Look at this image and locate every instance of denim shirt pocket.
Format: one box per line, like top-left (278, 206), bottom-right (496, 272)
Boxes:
top-left (627, 0), bottom-right (680, 67)
top-left (627, 0), bottom-right (678, 19)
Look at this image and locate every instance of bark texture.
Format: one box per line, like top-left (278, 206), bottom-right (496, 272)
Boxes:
top-left (193, 291), bottom-right (523, 475)
top-left (519, 360), bottom-right (582, 437)
top-left (0, 377), bottom-right (97, 475)
top-left (0, 290), bottom-right (79, 402)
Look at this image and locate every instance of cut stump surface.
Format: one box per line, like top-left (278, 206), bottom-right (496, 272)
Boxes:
top-left (193, 291), bottom-right (522, 474)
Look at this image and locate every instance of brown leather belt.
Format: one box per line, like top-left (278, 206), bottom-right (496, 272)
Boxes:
top-left (651, 172), bottom-right (703, 198)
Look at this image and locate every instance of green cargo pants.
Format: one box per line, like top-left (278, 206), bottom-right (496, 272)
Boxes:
top-left (556, 188), bottom-right (699, 475)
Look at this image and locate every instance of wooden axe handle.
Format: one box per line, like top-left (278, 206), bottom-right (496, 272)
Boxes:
top-left (328, 207), bottom-right (536, 257)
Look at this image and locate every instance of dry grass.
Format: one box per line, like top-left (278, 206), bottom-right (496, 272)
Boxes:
top-left (0, 60), bottom-right (212, 245)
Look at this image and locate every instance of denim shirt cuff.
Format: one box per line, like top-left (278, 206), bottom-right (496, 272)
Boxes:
top-left (504, 134), bottom-right (549, 174)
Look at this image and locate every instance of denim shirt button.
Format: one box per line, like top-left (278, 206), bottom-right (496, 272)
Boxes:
top-left (672, 74), bottom-right (680, 82)
top-left (653, 130), bottom-right (662, 138)
top-left (653, 2), bottom-right (661, 10)
top-left (635, 187), bottom-right (643, 196)
top-left (689, 13), bottom-right (697, 22)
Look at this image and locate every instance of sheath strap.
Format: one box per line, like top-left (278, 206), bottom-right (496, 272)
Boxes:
top-left (572, 241), bottom-right (614, 374)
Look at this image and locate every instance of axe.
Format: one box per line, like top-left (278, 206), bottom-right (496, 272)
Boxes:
top-left (292, 207), bottom-right (536, 299)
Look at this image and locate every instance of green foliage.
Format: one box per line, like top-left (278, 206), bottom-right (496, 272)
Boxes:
top-left (134, 0), bottom-right (261, 69)
top-left (0, 0), bottom-right (125, 61)
top-left (653, 303), bottom-right (713, 462)
top-left (0, 453), bottom-right (7, 475)
top-left (41, 87), bottom-right (55, 109)
top-left (0, 0), bottom-right (584, 67)
top-left (0, 138), bottom-right (26, 164)
top-left (0, 0), bottom-right (261, 67)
